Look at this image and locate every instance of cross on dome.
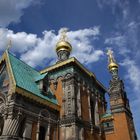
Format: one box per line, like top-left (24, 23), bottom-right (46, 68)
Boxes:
top-left (59, 28), bottom-right (68, 41)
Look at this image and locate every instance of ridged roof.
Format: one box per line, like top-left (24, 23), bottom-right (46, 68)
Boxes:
top-left (8, 52), bottom-right (58, 105)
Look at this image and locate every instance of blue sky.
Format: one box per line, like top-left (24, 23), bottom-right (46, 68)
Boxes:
top-left (0, 0), bottom-right (140, 138)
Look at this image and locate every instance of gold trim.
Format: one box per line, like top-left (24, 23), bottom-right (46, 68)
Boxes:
top-left (5, 51), bottom-right (16, 86)
top-left (40, 57), bottom-right (106, 91)
top-left (40, 57), bottom-right (75, 73)
top-left (15, 87), bottom-right (60, 111)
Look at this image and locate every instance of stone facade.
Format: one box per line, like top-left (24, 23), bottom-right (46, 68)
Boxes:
top-left (47, 62), bottom-right (106, 140)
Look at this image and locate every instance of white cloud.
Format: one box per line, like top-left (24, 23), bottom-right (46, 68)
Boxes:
top-left (104, 19), bottom-right (140, 57)
top-left (0, 27), bottom-right (104, 67)
top-left (0, 0), bottom-right (34, 27)
top-left (105, 35), bottom-right (126, 47)
top-left (0, 28), bottom-right (37, 53)
top-left (21, 27), bottom-right (104, 67)
top-left (20, 30), bottom-right (57, 67)
top-left (104, 35), bottom-right (131, 55)
top-left (120, 59), bottom-right (140, 92)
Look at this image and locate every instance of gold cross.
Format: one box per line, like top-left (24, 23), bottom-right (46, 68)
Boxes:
top-left (107, 49), bottom-right (113, 57)
top-left (107, 49), bottom-right (115, 62)
top-left (60, 28), bottom-right (68, 41)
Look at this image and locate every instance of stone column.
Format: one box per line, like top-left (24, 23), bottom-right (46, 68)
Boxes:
top-left (79, 128), bottom-right (84, 140)
top-left (95, 98), bottom-right (100, 126)
top-left (36, 120), bottom-right (40, 140)
top-left (87, 88), bottom-right (92, 123)
top-left (45, 122), bottom-right (50, 140)
top-left (23, 119), bottom-right (33, 140)
top-left (60, 126), bottom-right (66, 140)
top-left (74, 125), bottom-right (79, 140)
top-left (87, 88), bottom-right (93, 133)
top-left (77, 82), bottom-right (81, 118)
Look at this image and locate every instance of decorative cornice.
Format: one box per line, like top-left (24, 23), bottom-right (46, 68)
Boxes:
top-left (15, 87), bottom-right (60, 111)
top-left (40, 57), bottom-right (106, 92)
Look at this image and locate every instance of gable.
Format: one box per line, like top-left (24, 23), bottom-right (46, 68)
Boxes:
top-left (0, 51), bottom-right (59, 110)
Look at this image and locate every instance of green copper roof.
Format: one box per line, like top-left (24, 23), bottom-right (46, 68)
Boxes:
top-left (7, 51), bottom-right (58, 105)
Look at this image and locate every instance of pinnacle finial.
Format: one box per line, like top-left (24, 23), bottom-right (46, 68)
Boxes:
top-left (107, 49), bottom-right (118, 71)
top-left (107, 49), bottom-right (115, 63)
top-left (7, 39), bottom-right (12, 50)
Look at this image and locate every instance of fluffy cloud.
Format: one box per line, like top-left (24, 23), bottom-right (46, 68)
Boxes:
top-left (104, 20), bottom-right (140, 59)
top-left (120, 59), bottom-right (140, 92)
top-left (104, 35), bottom-right (130, 55)
top-left (0, 0), bottom-right (33, 27)
top-left (0, 27), bottom-right (104, 67)
top-left (0, 28), bottom-right (37, 52)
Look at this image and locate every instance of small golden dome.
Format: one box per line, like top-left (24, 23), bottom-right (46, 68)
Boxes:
top-left (56, 41), bottom-right (72, 53)
top-left (108, 62), bottom-right (118, 71)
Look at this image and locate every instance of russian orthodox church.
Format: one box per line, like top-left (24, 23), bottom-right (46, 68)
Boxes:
top-left (0, 29), bottom-right (137, 140)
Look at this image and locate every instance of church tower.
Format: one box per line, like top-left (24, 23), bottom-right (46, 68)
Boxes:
top-left (105, 50), bottom-right (137, 140)
top-left (48, 29), bottom-right (107, 140)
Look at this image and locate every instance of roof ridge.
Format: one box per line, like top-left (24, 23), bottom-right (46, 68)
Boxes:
top-left (7, 51), bottom-right (39, 74)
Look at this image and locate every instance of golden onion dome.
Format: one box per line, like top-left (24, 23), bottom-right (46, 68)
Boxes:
top-left (108, 62), bottom-right (118, 71)
top-left (56, 40), bottom-right (72, 53)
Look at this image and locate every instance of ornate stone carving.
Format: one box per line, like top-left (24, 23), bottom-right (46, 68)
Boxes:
top-left (1, 107), bottom-right (23, 138)
top-left (62, 75), bottom-right (76, 117)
